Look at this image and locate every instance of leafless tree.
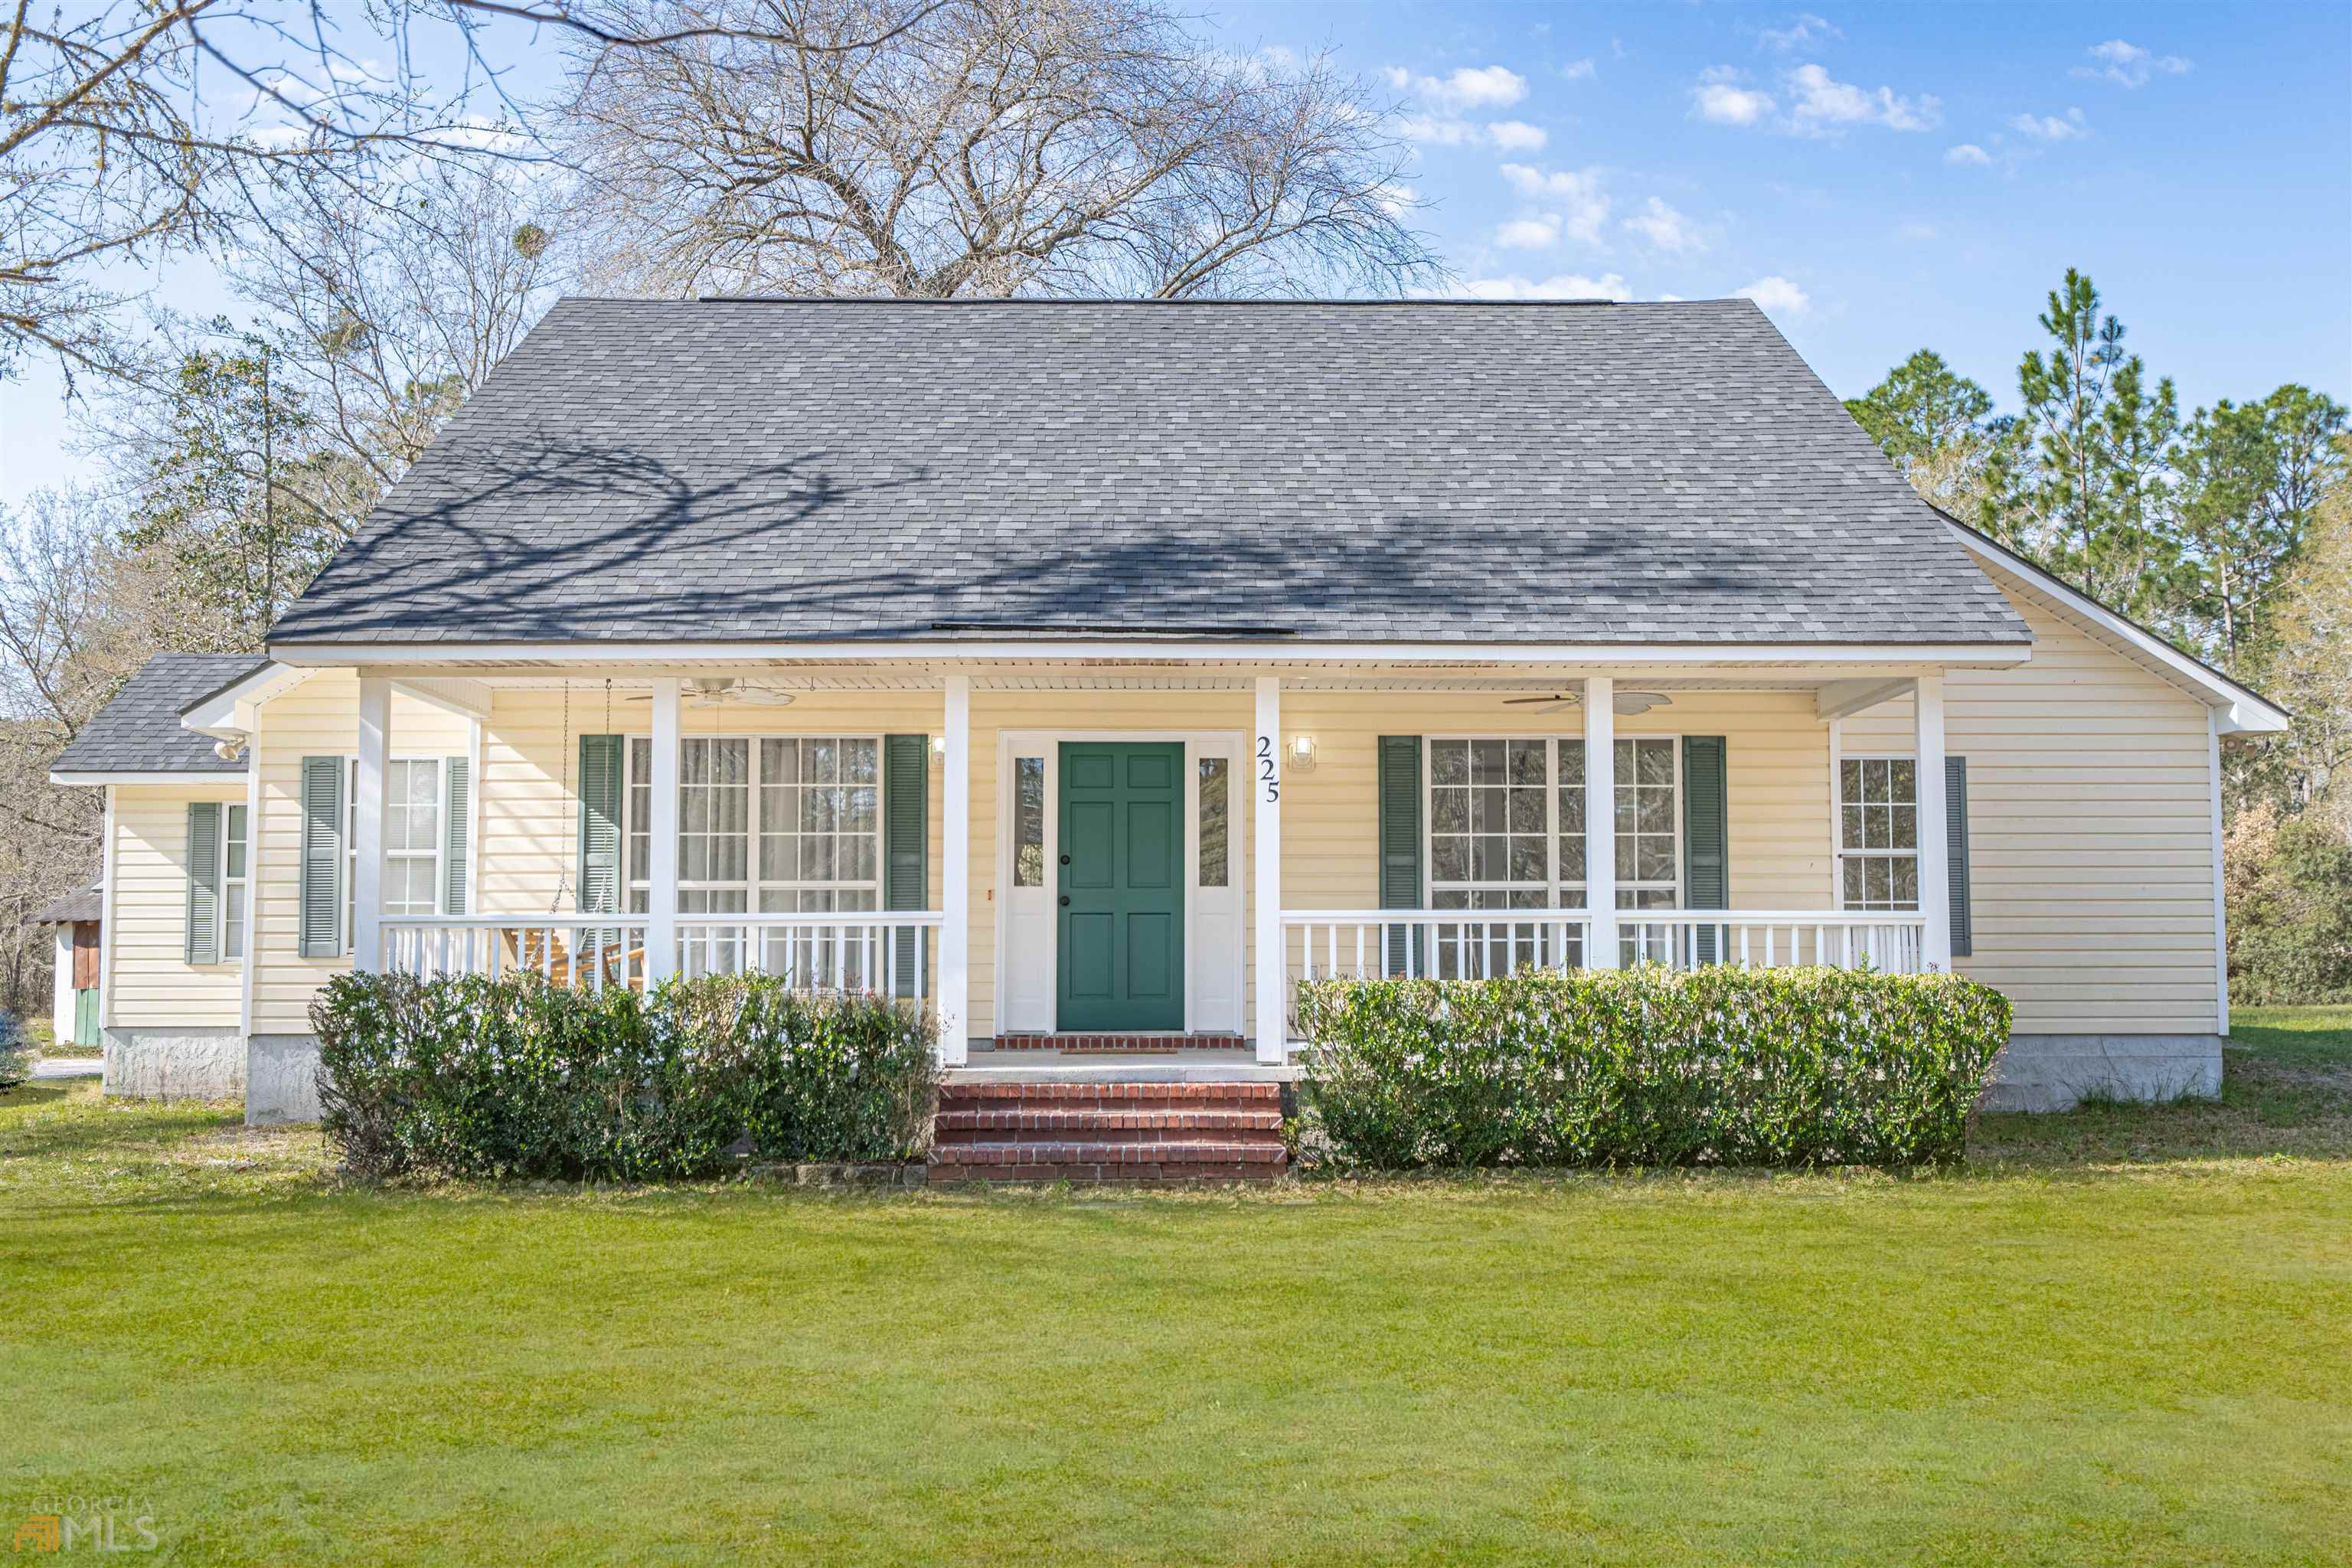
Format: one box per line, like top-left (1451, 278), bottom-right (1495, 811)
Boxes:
top-left (0, 0), bottom-right (1025, 384)
top-left (220, 156), bottom-right (573, 509)
top-left (559, 0), bottom-right (1439, 298)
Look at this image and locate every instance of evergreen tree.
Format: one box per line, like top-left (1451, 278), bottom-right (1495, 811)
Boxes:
top-left (1842, 349), bottom-right (2017, 528)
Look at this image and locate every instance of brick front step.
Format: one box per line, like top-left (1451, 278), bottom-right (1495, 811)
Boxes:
top-left (991, 1032), bottom-right (1246, 1053)
top-left (934, 1107), bottom-right (1282, 1136)
top-left (928, 1081), bottom-right (1289, 1183)
top-left (941, 1081), bottom-right (1281, 1106)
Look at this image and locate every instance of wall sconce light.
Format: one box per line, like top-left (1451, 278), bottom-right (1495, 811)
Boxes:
top-left (930, 735), bottom-right (947, 765)
top-left (1288, 733), bottom-right (1318, 773)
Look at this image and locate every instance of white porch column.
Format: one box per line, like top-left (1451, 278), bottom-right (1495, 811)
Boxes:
top-left (354, 675), bottom-right (389, 972)
top-left (939, 675), bottom-right (972, 1065)
top-left (1914, 674), bottom-right (1953, 972)
top-left (1584, 675), bottom-right (1619, 969)
top-left (1253, 675), bottom-right (1285, 1062)
top-left (646, 678), bottom-right (681, 983)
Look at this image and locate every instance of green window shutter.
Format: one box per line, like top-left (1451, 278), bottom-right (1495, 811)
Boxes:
top-left (185, 801), bottom-right (223, 965)
top-left (299, 756), bottom-right (345, 959)
top-left (1681, 735), bottom-right (1728, 963)
top-left (577, 736), bottom-right (623, 916)
top-left (1945, 755), bottom-right (1973, 959)
top-left (443, 756), bottom-right (470, 916)
top-left (1377, 736), bottom-right (1423, 975)
top-left (884, 735), bottom-right (929, 998)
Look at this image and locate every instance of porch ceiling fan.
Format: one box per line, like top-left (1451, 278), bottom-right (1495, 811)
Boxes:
top-left (623, 676), bottom-right (799, 708)
top-left (1501, 690), bottom-right (1673, 717)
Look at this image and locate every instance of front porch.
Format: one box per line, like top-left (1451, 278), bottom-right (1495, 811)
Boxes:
top-left (319, 656), bottom-right (1981, 1064)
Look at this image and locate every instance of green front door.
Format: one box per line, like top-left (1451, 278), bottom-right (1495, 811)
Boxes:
top-left (1058, 742), bottom-right (1185, 1031)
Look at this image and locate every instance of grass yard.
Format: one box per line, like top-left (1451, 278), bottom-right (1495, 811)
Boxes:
top-left (2, 1009), bottom-right (2347, 1566)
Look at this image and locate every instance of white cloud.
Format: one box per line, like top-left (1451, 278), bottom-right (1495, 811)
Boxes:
top-left (1895, 220), bottom-right (1939, 243)
top-left (1447, 272), bottom-right (1633, 302)
top-left (1386, 63), bottom-right (1528, 110)
top-left (1759, 13), bottom-right (1842, 52)
top-left (1692, 67), bottom-right (1776, 126)
top-left (1696, 62), bottom-right (1936, 135)
top-left (1944, 142), bottom-right (1993, 166)
top-left (1734, 275), bottom-right (1810, 315)
top-left (1372, 182), bottom-right (1418, 217)
top-left (2010, 108), bottom-right (2089, 141)
top-left (1495, 216), bottom-right (1561, 250)
top-left (1387, 63), bottom-right (1539, 148)
top-left (1399, 113), bottom-right (1482, 146)
top-left (1785, 63), bottom-right (1940, 133)
top-left (2074, 38), bottom-right (2190, 88)
top-left (1622, 196), bottom-right (1706, 255)
top-left (1499, 162), bottom-right (1611, 246)
top-left (1560, 58), bottom-right (1597, 81)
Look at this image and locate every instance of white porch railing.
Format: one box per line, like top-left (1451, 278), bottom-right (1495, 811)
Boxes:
top-left (674, 913), bottom-right (942, 1000)
top-left (381, 916), bottom-right (652, 993)
top-left (1619, 911), bottom-right (1928, 973)
top-left (1282, 910), bottom-right (1596, 984)
top-left (379, 912), bottom-right (946, 1001)
top-left (1279, 908), bottom-right (1930, 985)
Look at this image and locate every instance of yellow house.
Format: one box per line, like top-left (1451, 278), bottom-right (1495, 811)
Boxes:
top-left (53, 299), bottom-right (2288, 1133)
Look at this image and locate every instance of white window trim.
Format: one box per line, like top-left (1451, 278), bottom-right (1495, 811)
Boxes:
top-left (624, 734), bottom-right (888, 916)
top-left (341, 753), bottom-right (456, 952)
top-left (1419, 734), bottom-right (1687, 913)
top-left (1834, 750), bottom-right (1923, 913)
top-left (220, 800), bottom-right (250, 962)
top-left (383, 758), bottom-right (446, 921)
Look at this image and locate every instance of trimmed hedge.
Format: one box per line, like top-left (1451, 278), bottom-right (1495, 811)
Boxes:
top-left (1295, 966), bottom-right (2011, 1169)
top-left (312, 972), bottom-right (940, 1181)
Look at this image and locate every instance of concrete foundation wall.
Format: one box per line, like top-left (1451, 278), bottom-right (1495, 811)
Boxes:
top-left (102, 1028), bottom-right (246, 1099)
top-left (1983, 1033), bottom-right (2222, 1112)
top-left (246, 1034), bottom-right (323, 1125)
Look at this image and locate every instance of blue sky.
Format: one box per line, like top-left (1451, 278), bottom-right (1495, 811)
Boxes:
top-left (3, 2), bottom-right (2347, 506)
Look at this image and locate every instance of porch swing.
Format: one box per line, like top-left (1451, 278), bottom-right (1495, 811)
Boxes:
top-left (507, 678), bottom-right (645, 991)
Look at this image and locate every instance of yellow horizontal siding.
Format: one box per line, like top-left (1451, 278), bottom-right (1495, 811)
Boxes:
top-left (250, 675), bottom-right (472, 1034)
top-left (106, 782), bottom-right (246, 1029)
top-left (1840, 563), bottom-right (2222, 1035)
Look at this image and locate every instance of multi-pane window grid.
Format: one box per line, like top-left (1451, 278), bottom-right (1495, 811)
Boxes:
top-left (1614, 737), bottom-right (1681, 964)
top-left (1426, 737), bottom-right (1681, 976)
top-left (628, 737), bottom-right (884, 983)
top-left (1839, 756), bottom-right (1920, 911)
top-left (384, 760), bottom-right (443, 919)
top-left (221, 804), bottom-right (249, 961)
top-left (1429, 739), bottom-right (1583, 977)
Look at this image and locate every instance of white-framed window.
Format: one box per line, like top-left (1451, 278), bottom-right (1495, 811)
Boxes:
top-left (1838, 756), bottom-right (1920, 911)
top-left (623, 735), bottom-right (884, 975)
top-left (1614, 737), bottom-right (1681, 964)
top-left (1426, 736), bottom-right (1684, 973)
top-left (221, 803), bottom-right (249, 961)
top-left (384, 759), bottom-right (445, 918)
top-left (342, 756), bottom-right (452, 952)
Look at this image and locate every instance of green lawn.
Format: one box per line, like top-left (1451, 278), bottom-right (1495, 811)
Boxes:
top-left (3, 1009), bottom-right (2348, 1566)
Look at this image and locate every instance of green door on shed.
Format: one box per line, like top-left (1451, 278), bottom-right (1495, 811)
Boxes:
top-left (1058, 742), bottom-right (1185, 1031)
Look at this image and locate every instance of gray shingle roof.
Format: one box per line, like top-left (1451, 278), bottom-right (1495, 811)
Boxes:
top-left (271, 298), bottom-right (2030, 648)
top-left (27, 883), bottom-right (100, 925)
top-left (51, 654), bottom-right (263, 776)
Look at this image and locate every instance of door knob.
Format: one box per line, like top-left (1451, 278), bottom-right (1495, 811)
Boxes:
top-left (1059, 854), bottom-right (1070, 864)
top-left (1059, 895), bottom-right (1070, 906)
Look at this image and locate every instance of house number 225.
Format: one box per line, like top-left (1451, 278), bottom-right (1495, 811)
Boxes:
top-left (1256, 735), bottom-right (1279, 802)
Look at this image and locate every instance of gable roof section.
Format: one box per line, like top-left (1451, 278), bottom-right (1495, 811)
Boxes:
top-left (50, 653), bottom-right (264, 779)
top-left (1942, 514), bottom-right (2290, 735)
top-left (270, 298), bottom-right (2029, 652)
top-left (28, 882), bottom-right (100, 925)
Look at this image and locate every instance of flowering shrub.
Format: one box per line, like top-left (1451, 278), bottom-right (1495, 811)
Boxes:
top-left (1294, 966), bottom-right (2011, 1169)
top-left (312, 972), bottom-right (939, 1181)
